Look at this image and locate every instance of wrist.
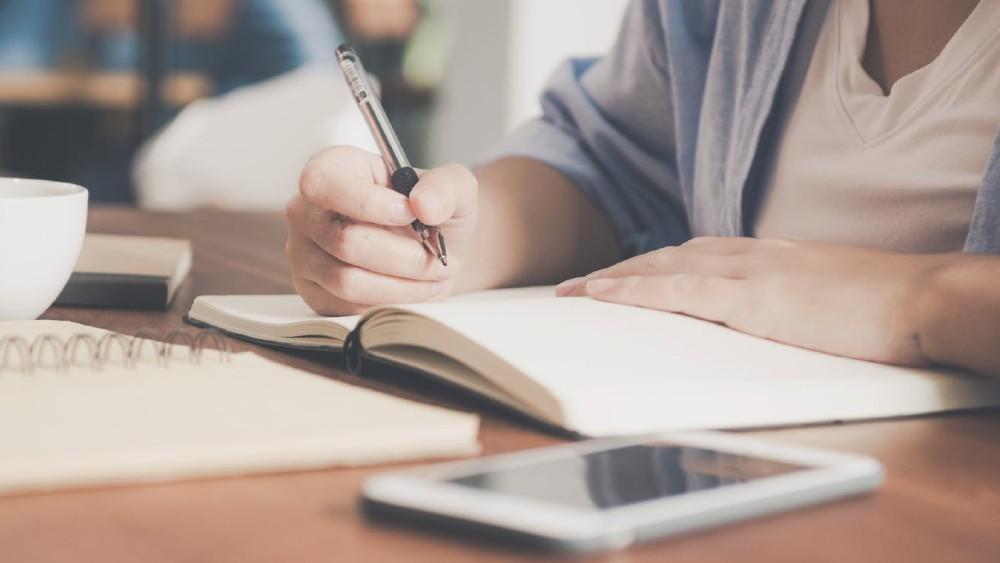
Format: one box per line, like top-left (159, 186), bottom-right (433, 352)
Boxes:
top-left (909, 268), bottom-right (948, 366)
top-left (908, 256), bottom-right (982, 368)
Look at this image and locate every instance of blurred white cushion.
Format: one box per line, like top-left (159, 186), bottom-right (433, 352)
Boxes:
top-left (134, 64), bottom-right (376, 210)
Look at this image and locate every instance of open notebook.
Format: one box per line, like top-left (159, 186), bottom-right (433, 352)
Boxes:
top-left (0, 321), bottom-right (478, 496)
top-left (188, 288), bottom-right (1000, 436)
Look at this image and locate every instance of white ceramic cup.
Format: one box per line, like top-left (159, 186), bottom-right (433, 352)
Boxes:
top-left (0, 178), bottom-right (88, 320)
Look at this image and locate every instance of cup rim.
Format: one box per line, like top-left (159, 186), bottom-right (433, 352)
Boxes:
top-left (0, 178), bottom-right (88, 199)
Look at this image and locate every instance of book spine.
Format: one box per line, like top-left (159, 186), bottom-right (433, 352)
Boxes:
top-left (343, 325), bottom-right (365, 374)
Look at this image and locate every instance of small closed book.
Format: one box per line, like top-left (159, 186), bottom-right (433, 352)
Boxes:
top-left (187, 288), bottom-right (1000, 436)
top-left (55, 234), bottom-right (193, 309)
top-left (0, 321), bottom-right (479, 496)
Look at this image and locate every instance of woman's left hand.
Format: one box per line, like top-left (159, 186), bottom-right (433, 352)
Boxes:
top-left (555, 237), bottom-right (962, 366)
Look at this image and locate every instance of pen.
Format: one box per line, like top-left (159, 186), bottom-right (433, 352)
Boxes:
top-left (335, 44), bottom-right (448, 267)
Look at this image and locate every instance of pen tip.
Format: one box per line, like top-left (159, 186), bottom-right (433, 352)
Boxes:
top-left (437, 232), bottom-right (447, 265)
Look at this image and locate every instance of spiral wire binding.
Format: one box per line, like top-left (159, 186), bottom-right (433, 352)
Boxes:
top-left (0, 330), bottom-right (230, 375)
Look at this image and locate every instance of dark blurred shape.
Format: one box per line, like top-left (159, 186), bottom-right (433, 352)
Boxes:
top-left (0, 0), bottom-right (343, 203)
top-left (329, 0), bottom-right (436, 166)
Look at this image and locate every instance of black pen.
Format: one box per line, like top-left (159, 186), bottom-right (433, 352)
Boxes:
top-left (335, 44), bottom-right (447, 266)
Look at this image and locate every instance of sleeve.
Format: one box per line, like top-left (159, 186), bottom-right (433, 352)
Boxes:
top-left (482, 0), bottom-right (690, 257)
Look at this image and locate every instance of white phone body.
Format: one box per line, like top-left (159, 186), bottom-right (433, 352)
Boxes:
top-left (362, 431), bottom-right (883, 553)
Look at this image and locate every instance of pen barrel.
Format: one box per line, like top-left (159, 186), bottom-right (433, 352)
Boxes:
top-left (389, 167), bottom-right (430, 231)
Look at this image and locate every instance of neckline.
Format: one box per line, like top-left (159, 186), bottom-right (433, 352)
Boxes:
top-left (833, 0), bottom-right (1000, 145)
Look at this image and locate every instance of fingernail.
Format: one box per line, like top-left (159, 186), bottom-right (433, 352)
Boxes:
top-left (555, 277), bottom-right (585, 297)
top-left (585, 278), bottom-right (617, 294)
top-left (388, 196), bottom-right (414, 224)
top-left (416, 191), bottom-right (443, 220)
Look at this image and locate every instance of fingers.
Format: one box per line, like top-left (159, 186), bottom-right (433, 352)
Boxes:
top-left (680, 236), bottom-right (763, 254)
top-left (290, 200), bottom-right (453, 281)
top-left (289, 150), bottom-right (478, 313)
top-left (409, 163), bottom-right (478, 226)
top-left (294, 278), bottom-right (369, 317)
top-left (298, 148), bottom-right (478, 228)
top-left (298, 145), bottom-right (416, 226)
top-left (326, 220), bottom-right (456, 281)
top-left (556, 240), bottom-right (752, 297)
top-left (585, 274), bottom-right (746, 323)
top-left (288, 235), bottom-right (451, 307)
top-left (595, 243), bottom-right (751, 278)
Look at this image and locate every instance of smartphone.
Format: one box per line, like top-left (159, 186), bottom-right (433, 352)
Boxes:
top-left (362, 431), bottom-right (883, 553)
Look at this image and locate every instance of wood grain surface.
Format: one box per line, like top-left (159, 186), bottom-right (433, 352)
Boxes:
top-left (3, 206), bottom-right (998, 563)
top-left (0, 71), bottom-right (211, 108)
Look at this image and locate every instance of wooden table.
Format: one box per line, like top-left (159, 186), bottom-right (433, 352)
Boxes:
top-left (0, 71), bottom-right (211, 108)
top-left (3, 207), bottom-right (998, 563)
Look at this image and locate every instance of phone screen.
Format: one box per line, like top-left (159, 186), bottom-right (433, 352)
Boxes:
top-left (447, 443), bottom-right (808, 510)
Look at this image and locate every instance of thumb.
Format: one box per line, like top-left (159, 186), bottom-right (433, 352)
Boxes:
top-left (408, 163), bottom-right (478, 226)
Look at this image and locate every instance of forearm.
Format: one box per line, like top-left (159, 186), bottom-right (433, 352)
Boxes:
top-left (456, 157), bottom-right (621, 292)
top-left (916, 255), bottom-right (1000, 378)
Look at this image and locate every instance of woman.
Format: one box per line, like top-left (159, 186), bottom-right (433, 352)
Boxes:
top-left (285, 0), bottom-right (1000, 377)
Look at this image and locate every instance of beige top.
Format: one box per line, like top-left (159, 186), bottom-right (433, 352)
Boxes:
top-left (754, 0), bottom-right (1000, 253)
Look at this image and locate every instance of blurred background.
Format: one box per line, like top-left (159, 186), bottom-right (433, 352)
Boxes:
top-left (0, 0), bottom-right (626, 209)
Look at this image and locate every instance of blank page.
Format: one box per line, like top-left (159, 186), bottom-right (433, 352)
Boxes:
top-left (188, 286), bottom-right (557, 349)
top-left (188, 294), bottom-right (357, 347)
top-left (383, 297), bottom-right (1000, 435)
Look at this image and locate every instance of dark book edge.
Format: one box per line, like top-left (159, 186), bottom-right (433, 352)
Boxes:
top-left (182, 314), bottom-right (346, 354)
top-left (55, 273), bottom-right (170, 310)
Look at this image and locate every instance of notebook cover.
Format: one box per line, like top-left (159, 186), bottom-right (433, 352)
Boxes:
top-left (52, 234), bottom-right (191, 310)
top-left (55, 273), bottom-right (172, 309)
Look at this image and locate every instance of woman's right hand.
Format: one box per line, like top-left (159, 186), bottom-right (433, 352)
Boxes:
top-left (285, 145), bottom-right (479, 316)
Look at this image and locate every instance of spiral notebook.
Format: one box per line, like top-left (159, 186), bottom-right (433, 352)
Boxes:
top-left (187, 288), bottom-right (1000, 436)
top-left (0, 321), bottom-right (479, 496)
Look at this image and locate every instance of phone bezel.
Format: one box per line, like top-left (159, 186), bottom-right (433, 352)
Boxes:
top-left (361, 431), bottom-right (883, 550)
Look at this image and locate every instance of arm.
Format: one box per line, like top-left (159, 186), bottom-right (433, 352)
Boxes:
top-left (286, 147), bottom-right (619, 316)
top-left (456, 157), bottom-right (620, 292)
top-left (459, 0), bottom-right (691, 287)
top-left (918, 256), bottom-right (1000, 378)
top-left (286, 1), bottom-right (685, 314)
top-left (557, 237), bottom-right (1000, 378)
